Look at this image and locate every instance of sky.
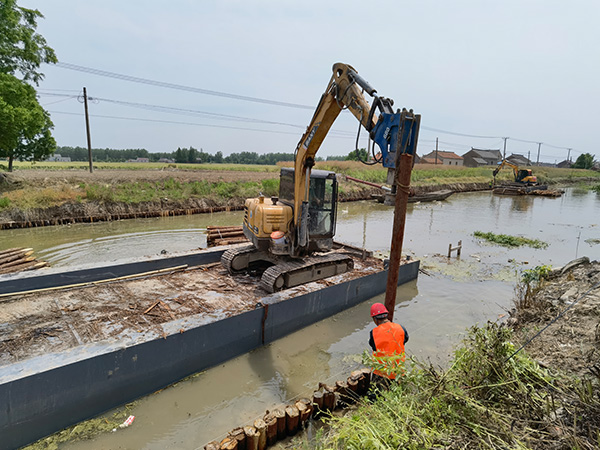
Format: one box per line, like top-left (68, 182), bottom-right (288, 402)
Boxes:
top-left (20, 0), bottom-right (600, 163)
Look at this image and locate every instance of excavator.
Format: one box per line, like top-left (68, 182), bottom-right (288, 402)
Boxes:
top-left (492, 160), bottom-right (538, 186)
top-left (221, 63), bottom-right (420, 292)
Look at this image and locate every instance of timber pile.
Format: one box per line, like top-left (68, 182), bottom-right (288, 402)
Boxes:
top-left (207, 226), bottom-right (248, 247)
top-left (0, 247), bottom-right (48, 275)
top-left (204, 368), bottom-right (372, 449)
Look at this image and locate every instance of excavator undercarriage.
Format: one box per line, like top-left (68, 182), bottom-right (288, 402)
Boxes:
top-left (221, 244), bottom-right (354, 293)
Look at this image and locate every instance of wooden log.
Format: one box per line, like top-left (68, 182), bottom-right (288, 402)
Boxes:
top-left (243, 426), bottom-right (258, 450)
top-left (219, 436), bottom-right (238, 450)
top-left (0, 256), bottom-right (34, 270)
top-left (253, 418), bottom-right (267, 450)
top-left (295, 400), bottom-right (309, 427)
top-left (322, 386), bottom-right (336, 411)
top-left (229, 427), bottom-right (246, 450)
top-left (0, 260), bottom-right (43, 275)
top-left (296, 397), bottom-right (313, 420)
top-left (312, 390), bottom-right (324, 417)
top-left (207, 226), bottom-right (243, 231)
top-left (346, 376), bottom-right (359, 401)
top-left (273, 408), bottom-right (286, 440)
top-left (263, 412), bottom-right (278, 446)
top-left (335, 380), bottom-right (352, 407)
top-left (285, 405), bottom-right (300, 435)
top-left (360, 367), bottom-right (372, 394)
top-left (0, 249), bottom-right (33, 265)
top-left (207, 230), bottom-right (245, 239)
top-left (0, 247), bottom-right (27, 257)
top-left (204, 442), bottom-right (220, 450)
top-left (209, 237), bottom-right (249, 247)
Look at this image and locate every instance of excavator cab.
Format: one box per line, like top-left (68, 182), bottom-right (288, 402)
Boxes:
top-left (279, 167), bottom-right (337, 252)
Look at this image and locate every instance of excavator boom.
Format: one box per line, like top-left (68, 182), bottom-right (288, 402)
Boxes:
top-left (221, 63), bottom-right (421, 292)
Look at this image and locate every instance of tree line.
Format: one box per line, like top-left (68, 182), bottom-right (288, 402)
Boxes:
top-left (55, 146), bottom-right (306, 165)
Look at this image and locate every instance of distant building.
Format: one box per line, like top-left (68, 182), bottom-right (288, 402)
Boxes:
top-left (46, 154), bottom-right (71, 162)
top-left (461, 148), bottom-right (502, 167)
top-left (127, 157), bottom-right (150, 163)
top-left (421, 151), bottom-right (463, 166)
top-left (506, 153), bottom-right (532, 166)
top-left (557, 159), bottom-right (573, 169)
top-left (158, 158), bottom-right (175, 163)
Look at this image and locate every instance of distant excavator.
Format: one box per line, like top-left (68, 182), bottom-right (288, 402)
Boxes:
top-left (492, 160), bottom-right (538, 186)
top-left (221, 63), bottom-right (420, 292)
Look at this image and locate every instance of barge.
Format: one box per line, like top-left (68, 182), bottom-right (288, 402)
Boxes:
top-left (0, 244), bottom-right (419, 449)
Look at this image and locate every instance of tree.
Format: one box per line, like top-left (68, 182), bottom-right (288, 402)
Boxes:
top-left (0, 73), bottom-right (56, 170)
top-left (0, 2), bottom-right (57, 171)
top-left (345, 148), bottom-right (369, 161)
top-left (572, 153), bottom-right (594, 170)
top-left (0, 0), bottom-right (57, 85)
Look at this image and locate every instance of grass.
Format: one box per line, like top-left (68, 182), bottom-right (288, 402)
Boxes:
top-left (0, 178), bottom-right (280, 210)
top-left (307, 323), bottom-right (599, 449)
top-left (473, 231), bottom-right (549, 249)
top-left (8, 161), bottom-right (280, 172)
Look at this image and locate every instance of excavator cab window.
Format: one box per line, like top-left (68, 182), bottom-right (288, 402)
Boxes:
top-left (308, 171), bottom-right (337, 237)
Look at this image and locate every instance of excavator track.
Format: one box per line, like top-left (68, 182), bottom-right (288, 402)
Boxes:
top-left (220, 244), bottom-right (258, 273)
top-left (259, 253), bottom-right (354, 293)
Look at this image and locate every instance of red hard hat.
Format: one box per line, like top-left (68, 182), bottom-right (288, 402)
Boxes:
top-left (370, 303), bottom-right (388, 317)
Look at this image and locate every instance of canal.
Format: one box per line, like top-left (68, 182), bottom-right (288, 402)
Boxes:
top-left (3, 188), bottom-right (599, 449)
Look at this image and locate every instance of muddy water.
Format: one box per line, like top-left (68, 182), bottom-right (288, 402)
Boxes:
top-left (3, 189), bottom-right (600, 449)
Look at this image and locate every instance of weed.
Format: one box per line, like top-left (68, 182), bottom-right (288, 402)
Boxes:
top-left (310, 323), bottom-right (598, 450)
top-left (0, 196), bottom-right (10, 209)
top-left (473, 231), bottom-right (549, 249)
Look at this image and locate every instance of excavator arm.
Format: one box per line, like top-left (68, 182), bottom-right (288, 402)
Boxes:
top-left (293, 63), bottom-right (420, 252)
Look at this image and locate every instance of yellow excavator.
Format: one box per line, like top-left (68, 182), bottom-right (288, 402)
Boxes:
top-left (221, 63), bottom-right (420, 292)
top-left (492, 160), bottom-right (538, 186)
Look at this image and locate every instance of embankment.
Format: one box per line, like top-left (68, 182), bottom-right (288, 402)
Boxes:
top-left (0, 182), bottom-right (491, 229)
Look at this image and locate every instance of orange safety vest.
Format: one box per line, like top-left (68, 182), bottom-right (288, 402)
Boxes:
top-left (372, 322), bottom-right (406, 379)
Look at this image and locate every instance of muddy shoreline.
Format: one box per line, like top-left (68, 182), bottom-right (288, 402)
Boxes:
top-left (0, 181), bottom-right (490, 229)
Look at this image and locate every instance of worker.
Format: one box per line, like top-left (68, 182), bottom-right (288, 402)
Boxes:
top-left (368, 302), bottom-right (409, 385)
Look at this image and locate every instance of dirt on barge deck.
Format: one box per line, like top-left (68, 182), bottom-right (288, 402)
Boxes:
top-left (0, 250), bottom-right (385, 366)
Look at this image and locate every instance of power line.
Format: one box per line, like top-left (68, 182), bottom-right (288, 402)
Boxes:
top-left (38, 91), bottom-right (354, 137)
top-left (55, 62), bottom-right (314, 110)
top-left (420, 125), bottom-right (501, 139)
top-left (48, 110), bottom-right (357, 139)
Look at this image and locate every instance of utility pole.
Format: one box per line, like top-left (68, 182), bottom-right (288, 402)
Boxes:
top-left (567, 148), bottom-right (572, 163)
top-left (83, 87), bottom-right (93, 173)
top-left (527, 150), bottom-right (530, 165)
top-left (502, 137), bottom-right (508, 160)
top-left (536, 142), bottom-right (542, 166)
top-left (435, 137), bottom-right (438, 165)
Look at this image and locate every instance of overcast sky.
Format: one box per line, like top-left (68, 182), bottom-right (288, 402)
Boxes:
top-left (20, 0), bottom-right (599, 163)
